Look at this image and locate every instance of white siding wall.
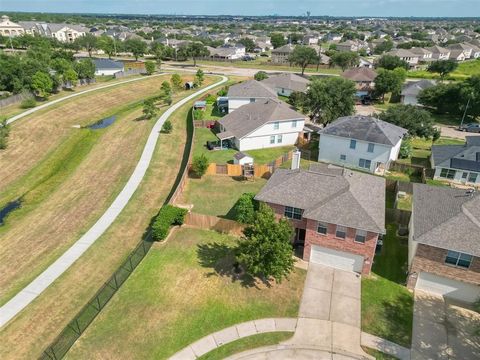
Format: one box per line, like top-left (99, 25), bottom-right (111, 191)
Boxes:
top-left (318, 134), bottom-right (398, 173)
top-left (389, 138), bottom-right (402, 162)
top-left (238, 119), bottom-right (304, 151)
top-left (95, 69), bottom-right (122, 76)
top-left (402, 95), bottom-right (418, 106)
top-left (433, 166), bottom-right (480, 184)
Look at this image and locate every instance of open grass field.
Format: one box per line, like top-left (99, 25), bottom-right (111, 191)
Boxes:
top-left (396, 136), bottom-right (464, 167)
top-left (0, 73), bottom-right (174, 190)
top-left (0, 75), bottom-right (210, 306)
top-left (0, 74), bottom-right (146, 119)
top-left (66, 227), bottom-right (305, 359)
top-left (0, 77), bottom-right (224, 360)
top-left (362, 224), bottom-right (413, 348)
top-left (178, 175), bottom-right (267, 219)
top-left (199, 332), bottom-right (293, 360)
top-left (408, 59), bottom-right (480, 81)
top-left (193, 128), bottom-right (294, 164)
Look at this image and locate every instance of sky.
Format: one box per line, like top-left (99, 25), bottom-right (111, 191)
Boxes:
top-left (0, 0), bottom-right (478, 18)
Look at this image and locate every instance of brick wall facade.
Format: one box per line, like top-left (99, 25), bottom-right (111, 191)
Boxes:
top-left (407, 244), bottom-right (480, 289)
top-left (265, 202), bottom-right (378, 275)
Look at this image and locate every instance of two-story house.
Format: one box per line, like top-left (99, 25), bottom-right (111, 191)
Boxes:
top-left (318, 116), bottom-right (408, 174)
top-left (271, 44), bottom-right (295, 64)
top-left (227, 80), bottom-right (278, 112)
top-left (255, 163), bottom-right (386, 274)
top-left (408, 184), bottom-right (480, 303)
top-left (217, 99), bottom-right (306, 151)
top-left (426, 45), bottom-right (451, 60)
top-left (260, 73), bottom-right (310, 97)
top-left (401, 79), bottom-right (436, 106)
top-left (387, 49), bottom-right (420, 68)
top-left (431, 136), bottom-right (480, 186)
top-left (341, 67), bottom-right (377, 98)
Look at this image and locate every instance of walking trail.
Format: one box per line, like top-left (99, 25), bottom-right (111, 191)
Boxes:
top-left (0, 75), bottom-right (228, 328)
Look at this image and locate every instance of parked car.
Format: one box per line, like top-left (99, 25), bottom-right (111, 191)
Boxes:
top-left (459, 123), bottom-right (480, 133)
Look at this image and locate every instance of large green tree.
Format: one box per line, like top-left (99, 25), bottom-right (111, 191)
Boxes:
top-left (236, 204), bottom-right (295, 283)
top-left (289, 46), bottom-right (318, 75)
top-left (31, 71), bottom-right (53, 98)
top-left (150, 42), bottom-right (164, 66)
top-left (304, 77), bottom-right (356, 124)
top-left (427, 60), bottom-right (458, 80)
top-left (374, 68), bottom-right (406, 100)
top-left (238, 38), bottom-right (256, 52)
top-left (97, 35), bottom-right (116, 59)
top-left (377, 104), bottom-right (439, 139)
top-left (125, 39), bottom-right (147, 61)
top-left (74, 58), bottom-right (95, 79)
top-left (270, 33), bottom-right (287, 49)
top-left (330, 51), bottom-right (360, 71)
top-left (75, 34), bottom-right (97, 57)
top-left (376, 54), bottom-right (409, 70)
top-left (181, 42), bottom-right (210, 66)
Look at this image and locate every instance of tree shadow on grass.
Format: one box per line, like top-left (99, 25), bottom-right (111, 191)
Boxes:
top-left (196, 242), bottom-right (257, 288)
top-left (381, 291), bottom-right (414, 347)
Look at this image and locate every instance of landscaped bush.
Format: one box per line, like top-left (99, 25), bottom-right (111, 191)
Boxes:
top-left (234, 193), bottom-right (257, 224)
top-left (193, 109), bottom-right (204, 120)
top-left (217, 86), bottom-right (229, 97)
top-left (0, 119), bottom-right (10, 150)
top-left (162, 120), bottom-right (173, 133)
top-left (20, 97), bottom-right (36, 109)
top-left (191, 154), bottom-right (209, 177)
top-left (205, 94), bottom-right (217, 104)
top-left (399, 140), bottom-right (412, 159)
top-left (151, 205), bottom-right (188, 241)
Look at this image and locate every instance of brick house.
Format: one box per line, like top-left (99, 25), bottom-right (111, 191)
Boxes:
top-left (255, 163), bottom-right (385, 274)
top-left (407, 184), bottom-right (480, 303)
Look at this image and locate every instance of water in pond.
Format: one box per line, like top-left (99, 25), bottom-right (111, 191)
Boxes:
top-left (0, 199), bottom-right (22, 225)
top-left (87, 115), bottom-right (116, 129)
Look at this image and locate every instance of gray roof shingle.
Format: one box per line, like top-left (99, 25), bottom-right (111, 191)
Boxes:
top-left (401, 79), bottom-right (436, 96)
top-left (227, 80), bottom-right (278, 99)
top-left (319, 115), bottom-right (408, 146)
top-left (255, 165), bottom-right (386, 234)
top-left (432, 139), bottom-right (480, 172)
top-left (218, 99), bottom-right (306, 139)
top-left (412, 184), bottom-right (480, 256)
top-left (261, 73), bottom-right (310, 93)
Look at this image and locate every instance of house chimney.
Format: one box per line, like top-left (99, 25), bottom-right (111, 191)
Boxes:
top-left (291, 149), bottom-right (301, 170)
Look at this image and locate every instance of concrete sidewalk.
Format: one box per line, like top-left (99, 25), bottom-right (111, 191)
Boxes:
top-left (0, 76), bottom-right (228, 328)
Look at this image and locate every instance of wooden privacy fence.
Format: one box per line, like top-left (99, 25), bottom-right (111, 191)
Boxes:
top-left (185, 212), bottom-right (245, 236)
top-left (386, 208), bottom-right (411, 227)
top-left (204, 151), bottom-right (293, 179)
top-left (390, 161), bottom-right (424, 176)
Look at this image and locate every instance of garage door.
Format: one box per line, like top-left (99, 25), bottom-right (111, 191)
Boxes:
top-left (416, 272), bottom-right (480, 303)
top-left (310, 245), bottom-right (364, 273)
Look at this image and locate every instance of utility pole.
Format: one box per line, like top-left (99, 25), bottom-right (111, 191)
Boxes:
top-left (459, 96), bottom-right (472, 129)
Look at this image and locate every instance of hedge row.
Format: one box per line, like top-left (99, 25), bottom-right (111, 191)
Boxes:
top-left (152, 205), bottom-right (188, 241)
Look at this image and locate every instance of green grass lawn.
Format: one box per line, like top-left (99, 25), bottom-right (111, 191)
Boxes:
top-left (67, 227), bottom-right (306, 359)
top-left (198, 332), bottom-right (293, 360)
top-left (362, 347), bottom-right (399, 360)
top-left (179, 175), bottom-right (267, 219)
top-left (193, 128), bottom-right (294, 164)
top-left (396, 193), bottom-right (412, 211)
top-left (204, 103), bottom-right (225, 120)
top-left (408, 60), bottom-right (480, 81)
top-left (362, 224), bottom-right (413, 348)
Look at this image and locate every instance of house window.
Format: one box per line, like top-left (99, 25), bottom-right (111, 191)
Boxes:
top-left (335, 225), bottom-right (346, 239)
top-left (350, 139), bottom-right (357, 149)
top-left (277, 134), bottom-right (283, 143)
top-left (367, 143), bottom-right (375, 153)
top-left (273, 122), bottom-right (279, 130)
top-left (340, 154), bottom-right (346, 161)
top-left (292, 120), bottom-right (297, 128)
top-left (284, 206), bottom-right (302, 220)
top-left (440, 168), bottom-right (456, 179)
top-left (270, 135), bottom-right (275, 144)
top-left (359, 158), bottom-right (371, 169)
top-left (355, 229), bottom-right (367, 243)
top-left (468, 172), bottom-right (478, 183)
top-left (445, 250), bottom-right (472, 269)
top-left (317, 222), bottom-right (328, 235)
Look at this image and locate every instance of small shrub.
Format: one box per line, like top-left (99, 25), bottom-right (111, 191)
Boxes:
top-left (234, 193), bottom-right (257, 224)
top-left (151, 205), bottom-right (188, 241)
top-left (162, 120), bottom-right (173, 133)
top-left (217, 86), bottom-right (229, 97)
top-left (254, 71), bottom-right (268, 81)
top-left (399, 140), bottom-right (412, 159)
top-left (145, 61), bottom-right (156, 75)
top-left (20, 98), bottom-right (36, 109)
top-left (205, 94), bottom-right (217, 104)
top-left (193, 109), bottom-right (204, 120)
top-left (192, 154), bottom-right (209, 177)
top-left (0, 119), bottom-right (10, 150)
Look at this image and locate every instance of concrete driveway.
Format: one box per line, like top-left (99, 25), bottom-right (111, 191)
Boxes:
top-left (412, 290), bottom-right (480, 360)
top-left (285, 263), bottom-right (372, 359)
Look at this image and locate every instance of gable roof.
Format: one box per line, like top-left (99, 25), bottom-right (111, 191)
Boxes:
top-left (227, 80), bottom-right (278, 99)
top-left (218, 99), bottom-right (306, 139)
top-left (432, 138), bottom-right (480, 172)
top-left (412, 184), bottom-right (480, 256)
top-left (272, 44), bottom-right (295, 54)
top-left (319, 115), bottom-right (408, 146)
top-left (261, 73), bottom-right (310, 93)
top-left (426, 45), bottom-right (450, 54)
top-left (401, 79), bottom-right (436, 96)
top-left (341, 67), bottom-right (377, 82)
top-left (255, 164), bottom-right (385, 234)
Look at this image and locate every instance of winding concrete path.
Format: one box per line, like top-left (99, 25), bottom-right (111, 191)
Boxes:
top-left (0, 75), bottom-right (228, 328)
top-left (5, 73), bottom-right (166, 125)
